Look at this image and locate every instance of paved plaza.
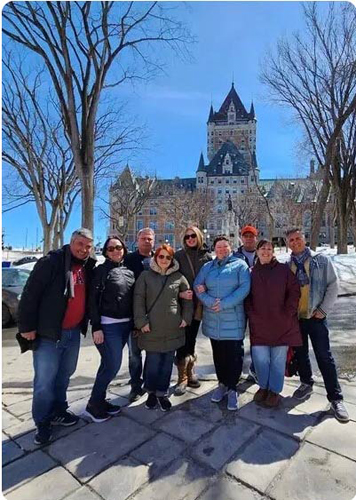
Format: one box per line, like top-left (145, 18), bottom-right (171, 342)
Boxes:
top-left (2, 304), bottom-right (356, 500)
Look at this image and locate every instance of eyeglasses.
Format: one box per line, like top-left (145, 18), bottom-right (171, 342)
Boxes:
top-left (157, 254), bottom-right (172, 261)
top-left (184, 233), bottom-right (197, 241)
top-left (107, 245), bottom-right (124, 252)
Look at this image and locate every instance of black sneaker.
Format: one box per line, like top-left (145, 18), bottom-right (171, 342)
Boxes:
top-left (51, 410), bottom-right (79, 427)
top-left (129, 388), bottom-right (145, 403)
top-left (103, 400), bottom-right (121, 415)
top-left (145, 393), bottom-right (158, 409)
top-left (34, 424), bottom-right (52, 445)
top-left (293, 383), bottom-right (313, 400)
top-left (84, 404), bottom-right (111, 423)
top-left (331, 400), bottom-right (350, 423)
top-left (158, 396), bottom-right (172, 412)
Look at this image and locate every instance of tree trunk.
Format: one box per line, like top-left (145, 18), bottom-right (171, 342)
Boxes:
top-left (336, 199), bottom-right (348, 254)
top-left (310, 176), bottom-right (330, 250)
top-left (81, 167), bottom-right (94, 233)
top-left (329, 212), bottom-right (335, 249)
top-left (42, 225), bottom-right (52, 255)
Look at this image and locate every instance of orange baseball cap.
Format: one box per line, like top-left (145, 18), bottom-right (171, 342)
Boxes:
top-left (241, 225), bottom-right (258, 236)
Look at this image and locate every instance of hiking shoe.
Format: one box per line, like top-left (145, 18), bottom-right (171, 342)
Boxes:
top-left (293, 383), bottom-right (313, 400)
top-left (84, 404), bottom-right (111, 423)
top-left (34, 424), bottom-right (52, 445)
top-left (211, 383), bottom-right (228, 403)
top-left (253, 388), bottom-right (269, 403)
top-left (129, 388), bottom-right (145, 403)
top-left (158, 396), bottom-right (172, 412)
top-left (51, 411), bottom-right (79, 427)
top-left (103, 400), bottom-right (121, 415)
top-left (264, 391), bottom-right (280, 408)
top-left (227, 390), bottom-right (239, 411)
top-left (331, 400), bottom-right (350, 423)
top-left (247, 368), bottom-right (258, 384)
top-left (145, 393), bottom-right (158, 409)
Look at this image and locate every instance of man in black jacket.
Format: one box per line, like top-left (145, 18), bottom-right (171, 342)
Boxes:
top-left (18, 228), bottom-right (96, 445)
top-left (124, 227), bottom-right (155, 402)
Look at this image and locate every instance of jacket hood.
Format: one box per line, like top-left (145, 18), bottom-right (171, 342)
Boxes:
top-left (150, 258), bottom-right (180, 275)
top-left (214, 253), bottom-right (238, 267)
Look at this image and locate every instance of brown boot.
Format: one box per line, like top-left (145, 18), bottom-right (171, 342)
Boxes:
top-left (187, 355), bottom-right (201, 388)
top-left (264, 391), bottom-right (280, 408)
top-left (253, 388), bottom-right (269, 403)
top-left (174, 357), bottom-right (189, 396)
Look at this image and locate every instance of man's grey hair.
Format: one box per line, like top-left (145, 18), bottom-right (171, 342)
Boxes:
top-left (71, 228), bottom-right (94, 242)
top-left (285, 227), bottom-right (304, 238)
top-left (137, 227), bottom-right (155, 239)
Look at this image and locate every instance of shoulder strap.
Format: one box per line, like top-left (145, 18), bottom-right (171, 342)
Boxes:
top-left (185, 252), bottom-right (196, 279)
top-left (147, 275), bottom-right (168, 315)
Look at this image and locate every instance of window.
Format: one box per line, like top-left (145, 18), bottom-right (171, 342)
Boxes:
top-left (218, 179), bottom-right (222, 184)
top-left (164, 234), bottom-right (174, 245)
top-left (136, 220), bottom-right (143, 230)
top-left (233, 180), bottom-right (237, 184)
top-left (233, 189), bottom-right (237, 194)
top-left (226, 179), bottom-right (230, 184)
top-left (225, 189), bottom-right (230, 194)
top-left (165, 221), bottom-right (174, 230)
top-left (138, 210), bottom-right (143, 216)
top-left (218, 189), bottom-right (222, 194)
top-left (149, 221), bottom-right (158, 230)
top-left (210, 180), bottom-right (214, 184)
top-left (150, 207), bottom-right (157, 215)
top-left (241, 179), bottom-right (245, 184)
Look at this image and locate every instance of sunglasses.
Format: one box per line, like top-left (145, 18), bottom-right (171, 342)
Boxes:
top-left (107, 245), bottom-right (124, 252)
top-left (184, 233), bottom-right (197, 241)
top-left (157, 254), bottom-right (172, 261)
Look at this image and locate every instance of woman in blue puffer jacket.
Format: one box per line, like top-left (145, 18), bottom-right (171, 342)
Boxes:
top-left (194, 235), bottom-right (251, 411)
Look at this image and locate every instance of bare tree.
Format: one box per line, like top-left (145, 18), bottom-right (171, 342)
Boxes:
top-left (3, 2), bottom-right (193, 233)
top-left (261, 2), bottom-right (356, 253)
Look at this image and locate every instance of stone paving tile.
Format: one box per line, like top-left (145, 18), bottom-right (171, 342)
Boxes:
top-left (169, 388), bottom-right (204, 408)
top-left (280, 385), bottom-right (329, 415)
top-left (180, 392), bottom-right (225, 423)
top-left (121, 399), bottom-right (166, 426)
top-left (89, 456), bottom-right (150, 500)
top-left (306, 416), bottom-right (356, 461)
top-left (200, 475), bottom-right (264, 500)
top-left (226, 428), bottom-right (300, 493)
top-left (5, 465), bottom-right (81, 500)
top-left (2, 449), bottom-right (56, 493)
top-left (3, 398), bottom-right (32, 417)
top-left (107, 383), bottom-right (131, 398)
top-left (268, 442), bottom-right (356, 500)
top-left (185, 380), bottom-right (217, 397)
top-left (238, 400), bottom-right (320, 441)
top-left (2, 437), bottom-right (24, 465)
top-left (130, 433), bottom-right (186, 476)
top-left (15, 419), bottom-right (87, 452)
top-left (65, 486), bottom-right (102, 500)
top-left (47, 415), bottom-right (155, 482)
top-left (344, 401), bottom-right (356, 422)
top-left (66, 388), bottom-right (92, 404)
top-left (2, 393), bottom-right (32, 407)
top-left (2, 410), bottom-right (22, 431)
top-left (154, 409), bottom-right (215, 443)
top-left (192, 417), bottom-right (259, 470)
top-left (2, 418), bottom-right (36, 440)
top-left (130, 457), bottom-right (211, 500)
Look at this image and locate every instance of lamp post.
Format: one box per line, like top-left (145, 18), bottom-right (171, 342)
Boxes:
top-left (203, 228), bottom-right (207, 241)
top-left (207, 233), bottom-right (210, 250)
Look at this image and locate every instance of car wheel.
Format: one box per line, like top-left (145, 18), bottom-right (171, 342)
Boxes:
top-left (2, 303), bottom-right (11, 328)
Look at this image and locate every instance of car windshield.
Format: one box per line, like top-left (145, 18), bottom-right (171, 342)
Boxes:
top-left (2, 269), bottom-right (31, 287)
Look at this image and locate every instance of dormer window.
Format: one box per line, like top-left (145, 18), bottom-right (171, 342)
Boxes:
top-left (223, 153), bottom-right (232, 174)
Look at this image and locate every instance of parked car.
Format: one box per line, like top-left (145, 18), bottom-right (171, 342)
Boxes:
top-left (12, 256), bottom-right (38, 267)
top-left (2, 268), bottom-right (31, 328)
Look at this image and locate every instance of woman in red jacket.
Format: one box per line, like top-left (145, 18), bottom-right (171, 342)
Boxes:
top-left (246, 239), bottom-right (301, 408)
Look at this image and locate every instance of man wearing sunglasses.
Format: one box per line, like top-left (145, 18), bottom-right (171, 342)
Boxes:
top-left (124, 228), bottom-right (155, 402)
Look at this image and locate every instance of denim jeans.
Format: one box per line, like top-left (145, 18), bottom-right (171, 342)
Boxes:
top-left (210, 339), bottom-right (244, 390)
top-left (90, 321), bottom-right (131, 406)
top-left (144, 351), bottom-right (175, 396)
top-left (295, 318), bottom-right (343, 402)
top-left (128, 333), bottom-right (144, 391)
top-left (176, 319), bottom-right (200, 360)
top-left (32, 328), bottom-right (81, 426)
top-left (252, 345), bottom-right (288, 394)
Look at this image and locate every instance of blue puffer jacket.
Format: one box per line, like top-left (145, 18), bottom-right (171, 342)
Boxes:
top-left (194, 254), bottom-right (251, 340)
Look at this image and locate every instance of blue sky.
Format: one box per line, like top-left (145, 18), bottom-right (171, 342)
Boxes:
top-left (2, 1), bottom-right (323, 248)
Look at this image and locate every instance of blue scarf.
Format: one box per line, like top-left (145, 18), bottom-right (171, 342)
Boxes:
top-left (292, 247), bottom-right (311, 287)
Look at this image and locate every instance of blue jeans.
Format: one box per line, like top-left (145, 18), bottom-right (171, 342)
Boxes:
top-left (32, 328), bottom-right (81, 426)
top-left (252, 345), bottom-right (288, 394)
top-left (144, 351), bottom-right (175, 396)
top-left (90, 321), bottom-right (131, 406)
top-left (128, 333), bottom-right (144, 391)
top-left (296, 318), bottom-right (343, 402)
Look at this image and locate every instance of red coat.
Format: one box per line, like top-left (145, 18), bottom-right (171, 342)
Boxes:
top-left (245, 259), bottom-right (302, 347)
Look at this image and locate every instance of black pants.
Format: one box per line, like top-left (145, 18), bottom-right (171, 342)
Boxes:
top-left (176, 319), bottom-right (201, 360)
top-left (210, 339), bottom-right (244, 390)
top-left (295, 318), bottom-right (343, 402)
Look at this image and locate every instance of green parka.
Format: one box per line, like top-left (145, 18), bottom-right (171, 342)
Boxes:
top-left (134, 259), bottom-right (193, 352)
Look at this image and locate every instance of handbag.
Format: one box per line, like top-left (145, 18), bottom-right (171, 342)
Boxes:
top-left (184, 252), bottom-right (203, 321)
top-left (135, 276), bottom-right (168, 335)
top-left (285, 347), bottom-right (299, 377)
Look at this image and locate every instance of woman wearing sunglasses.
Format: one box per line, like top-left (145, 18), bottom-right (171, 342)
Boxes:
top-left (134, 244), bottom-right (193, 411)
top-left (174, 226), bottom-right (211, 395)
top-left (85, 236), bottom-right (135, 422)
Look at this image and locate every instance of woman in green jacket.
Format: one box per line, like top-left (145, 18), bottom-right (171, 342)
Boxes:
top-left (134, 244), bottom-right (193, 411)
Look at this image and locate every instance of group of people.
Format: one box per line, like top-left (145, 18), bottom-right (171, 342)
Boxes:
top-left (18, 224), bottom-right (349, 445)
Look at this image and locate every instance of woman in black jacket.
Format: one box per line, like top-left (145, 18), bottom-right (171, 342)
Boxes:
top-left (85, 236), bottom-right (135, 423)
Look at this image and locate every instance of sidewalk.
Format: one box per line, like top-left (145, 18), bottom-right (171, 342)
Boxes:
top-left (2, 330), bottom-right (356, 500)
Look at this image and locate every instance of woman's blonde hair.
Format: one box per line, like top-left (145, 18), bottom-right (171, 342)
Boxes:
top-left (182, 225), bottom-right (204, 250)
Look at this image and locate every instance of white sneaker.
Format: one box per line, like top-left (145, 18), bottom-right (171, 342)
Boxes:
top-left (211, 383), bottom-right (228, 403)
top-left (227, 390), bottom-right (239, 411)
